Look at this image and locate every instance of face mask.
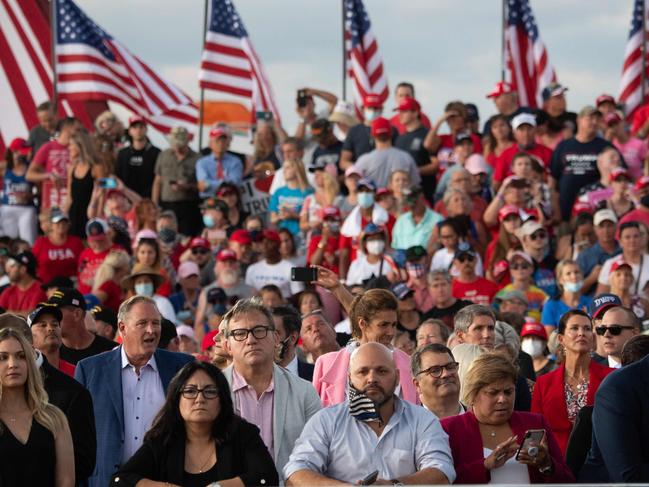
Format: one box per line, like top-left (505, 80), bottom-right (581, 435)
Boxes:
top-left (364, 109), bottom-right (381, 122)
top-left (348, 383), bottom-right (381, 423)
top-left (203, 215), bottom-right (215, 228)
top-left (564, 281), bottom-right (583, 293)
top-left (406, 262), bottom-right (425, 279)
top-left (366, 240), bottom-right (385, 256)
top-left (357, 192), bottom-right (375, 209)
top-left (641, 194), bottom-right (649, 208)
top-left (134, 282), bottom-right (154, 297)
top-left (521, 338), bottom-right (546, 358)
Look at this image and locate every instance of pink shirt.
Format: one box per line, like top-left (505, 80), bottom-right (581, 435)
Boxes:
top-left (614, 137), bottom-right (648, 179)
top-left (231, 368), bottom-right (275, 458)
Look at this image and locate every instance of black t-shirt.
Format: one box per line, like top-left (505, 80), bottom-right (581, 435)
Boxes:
top-left (116, 142), bottom-right (161, 198)
top-left (482, 107), bottom-right (532, 136)
top-left (422, 299), bottom-right (472, 331)
top-left (60, 334), bottom-right (117, 365)
top-left (550, 136), bottom-right (614, 220)
top-left (311, 140), bottom-right (343, 173)
top-left (342, 124), bottom-right (398, 161)
top-left (538, 109), bottom-right (578, 135)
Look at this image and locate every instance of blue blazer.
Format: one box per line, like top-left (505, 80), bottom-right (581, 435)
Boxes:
top-left (74, 347), bottom-right (193, 487)
top-left (581, 354), bottom-right (649, 483)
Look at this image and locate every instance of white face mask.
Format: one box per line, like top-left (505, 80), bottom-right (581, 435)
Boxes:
top-left (521, 338), bottom-right (545, 358)
top-left (564, 281), bottom-right (583, 293)
top-left (366, 240), bottom-right (385, 256)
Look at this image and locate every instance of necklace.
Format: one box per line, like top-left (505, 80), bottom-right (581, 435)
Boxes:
top-left (194, 447), bottom-right (214, 473)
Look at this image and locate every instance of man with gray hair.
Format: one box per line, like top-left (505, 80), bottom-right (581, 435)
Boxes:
top-left (221, 297), bottom-right (321, 481)
top-left (285, 342), bottom-right (455, 485)
top-left (75, 295), bottom-right (193, 487)
top-left (300, 309), bottom-right (340, 363)
top-left (196, 123), bottom-right (243, 199)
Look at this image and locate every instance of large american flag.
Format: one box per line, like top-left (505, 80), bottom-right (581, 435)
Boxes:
top-left (619, 0), bottom-right (649, 119)
top-left (345, 0), bottom-right (388, 118)
top-left (505, 0), bottom-right (556, 108)
top-left (55, 0), bottom-right (198, 134)
top-left (199, 0), bottom-right (280, 123)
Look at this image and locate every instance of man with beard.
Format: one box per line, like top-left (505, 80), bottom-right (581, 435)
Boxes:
top-left (29, 303), bottom-right (75, 376)
top-left (115, 116), bottom-right (160, 198)
top-left (411, 344), bottom-right (465, 419)
top-left (284, 342), bottom-right (455, 485)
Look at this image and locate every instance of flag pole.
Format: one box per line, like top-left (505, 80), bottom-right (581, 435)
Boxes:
top-left (500, 0), bottom-right (506, 82)
top-left (643, 0), bottom-right (647, 104)
top-left (50, 0), bottom-right (58, 111)
top-left (342, 0), bottom-right (347, 100)
top-left (198, 0), bottom-right (208, 151)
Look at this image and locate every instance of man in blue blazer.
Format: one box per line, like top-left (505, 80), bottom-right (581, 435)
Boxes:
top-left (581, 353), bottom-right (649, 482)
top-left (75, 295), bottom-right (193, 487)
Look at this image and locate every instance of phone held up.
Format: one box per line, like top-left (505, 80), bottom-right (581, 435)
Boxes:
top-left (297, 89), bottom-right (309, 108)
top-left (515, 429), bottom-right (546, 461)
top-left (291, 266), bottom-right (318, 282)
top-left (99, 177), bottom-right (118, 189)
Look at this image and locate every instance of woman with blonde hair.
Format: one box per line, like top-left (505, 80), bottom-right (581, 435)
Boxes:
top-left (91, 250), bottom-right (131, 312)
top-left (300, 167), bottom-right (342, 233)
top-left (269, 158), bottom-right (314, 240)
top-left (0, 328), bottom-right (75, 486)
top-left (541, 259), bottom-right (591, 335)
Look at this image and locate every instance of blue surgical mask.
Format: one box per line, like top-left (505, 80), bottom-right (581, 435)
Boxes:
top-left (203, 215), bottom-right (215, 228)
top-left (134, 282), bottom-right (154, 297)
top-left (564, 281), bottom-right (583, 293)
top-left (357, 192), bottom-right (375, 209)
top-left (364, 109), bottom-right (381, 122)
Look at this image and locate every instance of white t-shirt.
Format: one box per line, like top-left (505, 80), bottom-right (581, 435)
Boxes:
top-left (430, 248), bottom-right (484, 277)
top-left (346, 254), bottom-right (396, 286)
top-left (598, 253), bottom-right (649, 292)
top-left (153, 294), bottom-right (177, 324)
top-left (245, 258), bottom-right (305, 298)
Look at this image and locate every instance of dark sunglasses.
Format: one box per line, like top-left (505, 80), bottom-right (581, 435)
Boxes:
top-left (456, 254), bottom-right (475, 263)
top-left (530, 231), bottom-right (547, 241)
top-left (595, 325), bottom-right (636, 336)
top-left (192, 248), bottom-right (209, 255)
top-left (510, 263), bottom-right (531, 270)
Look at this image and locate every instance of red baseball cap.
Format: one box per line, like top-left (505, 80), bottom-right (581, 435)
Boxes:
top-left (498, 204), bottom-right (521, 222)
top-left (262, 229), bottom-right (281, 242)
top-left (394, 97), bottom-right (420, 112)
top-left (611, 260), bottom-right (632, 273)
top-left (609, 167), bottom-right (630, 182)
top-left (375, 188), bottom-right (392, 199)
top-left (486, 81), bottom-right (515, 99)
top-left (363, 93), bottom-right (383, 108)
top-left (521, 322), bottom-right (548, 341)
top-left (596, 94), bottom-right (616, 107)
top-left (209, 126), bottom-right (229, 138)
top-left (572, 201), bottom-right (594, 217)
top-left (9, 138), bottom-right (30, 155)
top-left (201, 329), bottom-right (219, 351)
top-left (636, 175), bottom-right (649, 190)
top-left (370, 117), bottom-right (391, 137)
top-left (319, 206), bottom-right (341, 220)
top-left (216, 248), bottom-right (237, 262)
top-left (230, 229), bottom-right (252, 245)
top-left (128, 115), bottom-right (146, 126)
top-left (189, 237), bottom-right (210, 250)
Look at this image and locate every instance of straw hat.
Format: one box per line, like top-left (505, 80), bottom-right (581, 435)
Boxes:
top-left (328, 100), bottom-right (360, 127)
top-left (121, 263), bottom-right (164, 291)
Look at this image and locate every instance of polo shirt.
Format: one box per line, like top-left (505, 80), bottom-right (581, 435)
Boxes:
top-left (154, 148), bottom-right (200, 202)
top-left (392, 207), bottom-right (443, 250)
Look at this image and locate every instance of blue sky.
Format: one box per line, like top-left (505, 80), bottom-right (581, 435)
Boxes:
top-left (79, 0), bottom-right (636, 146)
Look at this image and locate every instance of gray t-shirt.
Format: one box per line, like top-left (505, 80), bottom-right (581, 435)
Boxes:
top-left (353, 146), bottom-right (421, 188)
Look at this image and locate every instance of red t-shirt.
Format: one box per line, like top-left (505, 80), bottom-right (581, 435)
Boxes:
top-left (58, 359), bottom-right (76, 378)
top-left (77, 245), bottom-right (122, 295)
top-left (339, 212), bottom-right (396, 263)
top-left (31, 140), bottom-right (71, 211)
top-left (0, 280), bottom-right (47, 313)
top-left (452, 277), bottom-right (499, 306)
top-left (32, 235), bottom-right (85, 284)
top-left (438, 133), bottom-right (483, 153)
top-left (493, 143), bottom-right (554, 183)
top-left (389, 112), bottom-right (432, 135)
top-left (307, 234), bottom-right (342, 274)
top-left (631, 104), bottom-right (649, 135)
top-left (98, 280), bottom-right (123, 313)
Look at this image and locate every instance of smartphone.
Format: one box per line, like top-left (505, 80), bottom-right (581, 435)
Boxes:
top-left (256, 111), bottom-right (273, 122)
top-left (297, 89), bottom-right (309, 107)
top-left (509, 177), bottom-right (530, 189)
top-left (99, 177), bottom-right (118, 189)
top-left (358, 470), bottom-right (379, 485)
top-left (291, 266), bottom-right (318, 282)
top-left (515, 429), bottom-right (546, 461)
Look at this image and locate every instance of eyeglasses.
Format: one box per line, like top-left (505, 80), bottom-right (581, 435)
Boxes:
top-left (595, 325), bottom-right (636, 336)
top-left (530, 231), bottom-right (547, 241)
top-left (181, 386), bottom-right (220, 400)
top-left (510, 263), bottom-right (531, 270)
top-left (192, 248), bottom-right (209, 255)
top-left (456, 254), bottom-right (475, 263)
top-left (228, 325), bottom-right (275, 341)
top-left (440, 234), bottom-right (456, 240)
top-left (417, 361), bottom-right (459, 378)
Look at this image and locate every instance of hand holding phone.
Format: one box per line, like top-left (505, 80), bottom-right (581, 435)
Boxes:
top-left (515, 429), bottom-right (546, 461)
top-left (99, 177), bottom-right (118, 189)
top-left (291, 266), bottom-right (318, 282)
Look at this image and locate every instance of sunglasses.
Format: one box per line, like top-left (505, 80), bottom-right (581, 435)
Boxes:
top-left (530, 231), bottom-right (547, 241)
top-left (456, 254), bottom-right (475, 263)
top-left (595, 325), bottom-right (636, 336)
top-left (510, 263), bottom-right (531, 270)
top-left (192, 248), bottom-right (209, 255)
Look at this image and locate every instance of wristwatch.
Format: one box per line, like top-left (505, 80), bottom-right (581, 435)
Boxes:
top-left (390, 479), bottom-right (404, 486)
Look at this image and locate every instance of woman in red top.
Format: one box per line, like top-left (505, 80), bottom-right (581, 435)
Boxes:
top-left (485, 205), bottom-right (523, 283)
top-left (483, 114), bottom-right (515, 168)
top-left (134, 238), bottom-right (172, 297)
top-left (531, 309), bottom-right (612, 455)
top-left (91, 251), bottom-right (130, 312)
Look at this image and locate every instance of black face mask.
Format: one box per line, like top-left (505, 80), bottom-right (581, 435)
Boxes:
top-left (641, 194), bottom-right (649, 209)
top-left (278, 336), bottom-right (291, 360)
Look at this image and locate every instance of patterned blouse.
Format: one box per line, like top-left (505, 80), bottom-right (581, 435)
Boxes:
top-left (564, 378), bottom-right (589, 423)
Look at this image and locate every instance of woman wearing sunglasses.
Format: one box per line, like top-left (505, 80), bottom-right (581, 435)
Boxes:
top-left (495, 251), bottom-right (548, 322)
top-left (531, 310), bottom-right (612, 455)
top-left (112, 361), bottom-right (278, 487)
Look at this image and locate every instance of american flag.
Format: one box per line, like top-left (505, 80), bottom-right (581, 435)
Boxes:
top-left (619, 0), bottom-right (649, 119)
top-left (345, 0), bottom-right (388, 118)
top-left (55, 0), bottom-right (198, 134)
top-left (199, 0), bottom-right (280, 123)
top-left (505, 0), bottom-right (556, 108)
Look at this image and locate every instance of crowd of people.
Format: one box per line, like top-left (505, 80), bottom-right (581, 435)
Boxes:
top-left (1, 80), bottom-right (649, 486)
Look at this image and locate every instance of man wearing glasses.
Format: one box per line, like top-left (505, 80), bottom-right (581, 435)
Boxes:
top-left (516, 219), bottom-right (558, 297)
top-left (221, 297), bottom-right (321, 482)
top-left (411, 343), bottom-right (464, 419)
top-left (596, 306), bottom-right (641, 369)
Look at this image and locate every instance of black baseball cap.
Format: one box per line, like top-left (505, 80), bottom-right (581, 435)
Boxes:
top-left (27, 303), bottom-right (63, 327)
top-left (90, 305), bottom-right (117, 330)
top-left (406, 245), bottom-right (427, 262)
top-left (589, 293), bottom-right (622, 319)
top-left (48, 287), bottom-right (87, 310)
top-left (453, 242), bottom-right (477, 260)
top-left (8, 252), bottom-right (38, 277)
top-left (41, 276), bottom-right (74, 291)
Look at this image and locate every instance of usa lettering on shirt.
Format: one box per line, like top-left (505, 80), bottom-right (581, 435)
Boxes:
top-left (48, 248), bottom-right (76, 260)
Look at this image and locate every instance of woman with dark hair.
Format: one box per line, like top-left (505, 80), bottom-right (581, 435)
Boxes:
top-left (297, 289), bottom-right (323, 316)
top-left (278, 228), bottom-right (305, 266)
top-left (485, 205), bottom-right (522, 283)
top-left (531, 310), bottom-right (612, 455)
top-left (134, 237), bottom-right (172, 297)
top-left (555, 212), bottom-right (595, 261)
top-left (112, 361), bottom-right (278, 487)
top-left (216, 182), bottom-right (249, 230)
top-left (483, 114), bottom-right (514, 168)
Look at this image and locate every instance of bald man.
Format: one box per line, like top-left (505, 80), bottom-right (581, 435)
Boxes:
top-left (285, 342), bottom-right (455, 485)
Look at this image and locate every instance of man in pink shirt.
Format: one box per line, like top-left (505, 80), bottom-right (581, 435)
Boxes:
top-left (221, 298), bottom-right (321, 482)
top-left (27, 117), bottom-right (79, 211)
